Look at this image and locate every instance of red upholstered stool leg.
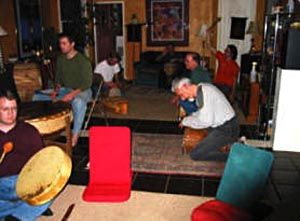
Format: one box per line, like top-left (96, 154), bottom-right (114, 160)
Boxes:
top-left (191, 200), bottom-right (252, 221)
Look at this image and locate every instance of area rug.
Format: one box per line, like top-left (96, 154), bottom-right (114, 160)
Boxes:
top-left (91, 85), bottom-right (179, 122)
top-left (38, 185), bottom-right (213, 221)
top-left (132, 133), bottom-right (225, 177)
top-left (90, 85), bottom-right (249, 124)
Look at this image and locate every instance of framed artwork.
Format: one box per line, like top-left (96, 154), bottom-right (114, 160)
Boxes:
top-left (146, 0), bottom-right (189, 46)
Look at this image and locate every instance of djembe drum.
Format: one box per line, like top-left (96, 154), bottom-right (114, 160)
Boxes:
top-left (182, 127), bottom-right (208, 153)
top-left (16, 145), bottom-right (72, 205)
top-left (13, 63), bottom-right (42, 101)
top-left (19, 101), bottom-right (73, 155)
top-left (102, 97), bottom-right (128, 115)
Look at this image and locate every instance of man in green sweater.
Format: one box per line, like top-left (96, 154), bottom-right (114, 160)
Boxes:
top-left (179, 52), bottom-right (211, 114)
top-left (184, 52), bottom-right (211, 84)
top-left (33, 33), bottom-right (92, 146)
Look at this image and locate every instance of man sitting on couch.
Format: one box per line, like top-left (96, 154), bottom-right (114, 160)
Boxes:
top-left (178, 52), bottom-right (212, 115)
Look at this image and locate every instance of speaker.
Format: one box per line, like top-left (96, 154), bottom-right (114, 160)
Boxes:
top-left (127, 24), bottom-right (141, 42)
top-left (282, 29), bottom-right (300, 70)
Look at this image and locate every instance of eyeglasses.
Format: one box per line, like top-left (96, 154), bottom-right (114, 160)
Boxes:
top-left (0, 107), bottom-right (17, 113)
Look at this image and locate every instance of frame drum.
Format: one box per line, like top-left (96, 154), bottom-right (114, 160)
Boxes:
top-left (16, 146), bottom-right (72, 205)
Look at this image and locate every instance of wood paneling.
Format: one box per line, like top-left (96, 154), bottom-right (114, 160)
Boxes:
top-left (255, 0), bottom-right (266, 51)
top-left (0, 0), bottom-right (18, 62)
top-left (41, 0), bottom-right (60, 32)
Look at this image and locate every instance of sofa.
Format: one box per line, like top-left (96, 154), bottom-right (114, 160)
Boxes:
top-left (134, 51), bottom-right (189, 88)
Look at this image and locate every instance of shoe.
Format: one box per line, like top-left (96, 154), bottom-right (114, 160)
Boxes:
top-left (42, 208), bottom-right (53, 216)
top-left (85, 162), bottom-right (90, 170)
top-left (4, 215), bottom-right (21, 221)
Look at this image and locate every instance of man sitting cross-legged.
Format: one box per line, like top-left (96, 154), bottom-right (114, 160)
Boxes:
top-left (93, 52), bottom-right (123, 97)
top-left (0, 90), bottom-right (53, 221)
top-left (33, 33), bottom-right (92, 147)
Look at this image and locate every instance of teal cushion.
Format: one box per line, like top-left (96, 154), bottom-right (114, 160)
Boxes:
top-left (216, 143), bottom-right (274, 209)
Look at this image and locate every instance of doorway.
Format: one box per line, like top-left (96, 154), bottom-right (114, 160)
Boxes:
top-left (94, 2), bottom-right (125, 72)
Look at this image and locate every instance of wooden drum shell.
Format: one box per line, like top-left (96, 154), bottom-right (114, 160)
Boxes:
top-left (25, 110), bottom-right (73, 135)
top-left (19, 101), bottom-right (73, 136)
top-left (182, 128), bottom-right (208, 152)
top-left (13, 63), bottom-right (42, 102)
top-left (102, 97), bottom-right (128, 115)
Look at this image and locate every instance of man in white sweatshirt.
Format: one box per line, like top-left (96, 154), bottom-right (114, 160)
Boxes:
top-left (93, 52), bottom-right (122, 96)
top-left (172, 78), bottom-right (239, 161)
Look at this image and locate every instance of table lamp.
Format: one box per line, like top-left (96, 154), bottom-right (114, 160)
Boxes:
top-left (0, 26), bottom-right (8, 74)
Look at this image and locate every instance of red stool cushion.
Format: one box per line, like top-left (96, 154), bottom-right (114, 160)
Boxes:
top-left (82, 127), bottom-right (132, 202)
top-left (191, 199), bottom-right (251, 221)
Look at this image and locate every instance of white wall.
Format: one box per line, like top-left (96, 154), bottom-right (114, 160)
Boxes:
top-left (217, 0), bottom-right (257, 66)
top-left (272, 69), bottom-right (300, 152)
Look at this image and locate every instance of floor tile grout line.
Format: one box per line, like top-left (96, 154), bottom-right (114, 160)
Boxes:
top-left (201, 177), bottom-right (205, 196)
top-left (132, 172), bottom-right (138, 187)
top-left (270, 177), bottom-right (283, 202)
top-left (74, 156), bottom-right (89, 171)
top-left (164, 175), bottom-right (171, 193)
top-left (133, 121), bottom-right (141, 132)
top-left (289, 158), bottom-right (300, 171)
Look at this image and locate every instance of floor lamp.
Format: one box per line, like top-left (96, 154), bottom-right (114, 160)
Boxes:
top-left (0, 26), bottom-right (8, 74)
top-left (246, 21), bottom-right (259, 54)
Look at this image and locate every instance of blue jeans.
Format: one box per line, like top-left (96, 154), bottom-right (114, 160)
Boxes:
top-left (179, 99), bottom-right (198, 115)
top-left (33, 87), bottom-right (92, 135)
top-left (0, 175), bottom-right (52, 221)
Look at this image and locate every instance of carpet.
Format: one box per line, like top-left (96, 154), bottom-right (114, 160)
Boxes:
top-left (92, 86), bottom-right (179, 122)
top-left (90, 85), bottom-right (249, 125)
top-left (132, 133), bottom-right (225, 177)
top-left (38, 185), bottom-right (213, 221)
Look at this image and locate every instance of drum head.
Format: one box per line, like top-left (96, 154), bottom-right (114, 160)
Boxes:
top-left (16, 146), bottom-right (72, 205)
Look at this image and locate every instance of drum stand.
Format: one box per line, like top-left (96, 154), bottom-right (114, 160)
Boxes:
top-left (82, 81), bottom-right (109, 137)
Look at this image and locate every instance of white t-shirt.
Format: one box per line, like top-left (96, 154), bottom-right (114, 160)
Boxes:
top-left (94, 60), bottom-right (120, 82)
top-left (182, 83), bottom-right (235, 129)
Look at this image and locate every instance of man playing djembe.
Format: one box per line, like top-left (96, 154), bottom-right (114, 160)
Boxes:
top-left (172, 78), bottom-right (239, 161)
top-left (93, 51), bottom-right (123, 97)
top-left (0, 90), bottom-right (52, 221)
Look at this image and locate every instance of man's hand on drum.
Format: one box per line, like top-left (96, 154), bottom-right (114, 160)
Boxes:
top-left (179, 121), bottom-right (184, 129)
top-left (170, 95), bottom-right (179, 105)
top-left (60, 89), bottom-right (81, 103)
top-left (50, 85), bottom-right (61, 101)
top-left (61, 92), bottom-right (74, 102)
top-left (50, 91), bottom-right (58, 101)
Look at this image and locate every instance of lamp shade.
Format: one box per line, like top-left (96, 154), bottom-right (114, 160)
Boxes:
top-left (197, 24), bottom-right (208, 37)
top-left (246, 21), bottom-right (259, 35)
top-left (0, 26), bottom-right (8, 37)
